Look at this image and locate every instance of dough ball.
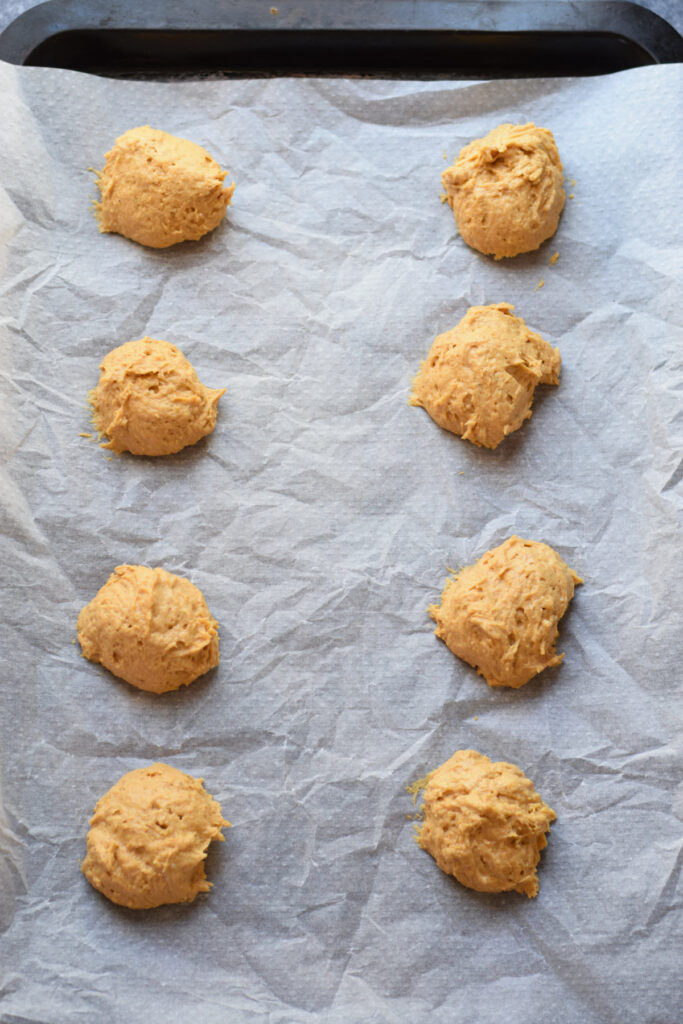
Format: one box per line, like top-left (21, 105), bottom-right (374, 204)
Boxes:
top-left (410, 303), bottom-right (560, 449)
top-left (442, 123), bottom-right (565, 259)
top-left (82, 763), bottom-right (229, 909)
top-left (77, 565), bottom-right (219, 694)
top-left (418, 749), bottom-right (555, 898)
top-left (90, 337), bottom-right (225, 456)
top-left (430, 536), bottom-right (581, 689)
top-left (95, 126), bottom-right (235, 248)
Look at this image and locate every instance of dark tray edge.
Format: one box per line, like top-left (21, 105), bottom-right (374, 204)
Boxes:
top-left (0, 0), bottom-right (681, 75)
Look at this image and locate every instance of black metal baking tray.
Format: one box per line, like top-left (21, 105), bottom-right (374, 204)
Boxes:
top-left (0, 0), bottom-right (681, 78)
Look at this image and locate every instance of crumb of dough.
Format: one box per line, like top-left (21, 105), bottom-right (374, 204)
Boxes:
top-left (77, 565), bottom-right (219, 694)
top-left (82, 763), bottom-right (229, 909)
top-left (89, 338), bottom-right (224, 456)
top-left (405, 773), bottom-right (434, 805)
top-left (441, 123), bottom-right (565, 259)
top-left (270, 6), bottom-right (279, 13)
top-left (79, 432), bottom-right (94, 439)
top-left (94, 126), bottom-right (235, 248)
top-left (569, 193), bottom-right (575, 199)
top-left (410, 303), bottom-right (560, 449)
top-left (429, 536), bottom-right (581, 688)
top-left (417, 749), bottom-right (555, 897)
top-left (549, 251), bottom-right (559, 265)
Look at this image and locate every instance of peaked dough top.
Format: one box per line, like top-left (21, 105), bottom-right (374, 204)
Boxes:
top-left (90, 337), bottom-right (224, 456)
top-left (442, 123), bottom-right (565, 259)
top-left (95, 126), bottom-right (235, 248)
top-left (430, 536), bottom-right (581, 689)
top-left (410, 303), bottom-right (560, 449)
top-left (82, 763), bottom-right (229, 909)
top-left (418, 749), bottom-right (556, 898)
top-left (77, 564), bottom-right (219, 694)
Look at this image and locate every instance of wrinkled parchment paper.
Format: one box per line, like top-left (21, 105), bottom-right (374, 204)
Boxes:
top-left (0, 60), bottom-right (681, 1024)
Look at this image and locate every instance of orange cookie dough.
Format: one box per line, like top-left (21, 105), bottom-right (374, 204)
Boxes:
top-left (430, 536), bottom-right (581, 688)
top-left (418, 749), bottom-right (555, 898)
top-left (442, 123), bottom-right (565, 259)
top-left (77, 565), bottom-right (219, 694)
top-left (89, 338), bottom-right (224, 456)
top-left (82, 763), bottom-right (229, 909)
top-left (410, 304), bottom-right (560, 449)
top-left (95, 126), bottom-right (235, 248)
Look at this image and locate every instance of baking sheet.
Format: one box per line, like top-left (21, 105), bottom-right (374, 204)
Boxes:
top-left (0, 60), bottom-right (681, 1024)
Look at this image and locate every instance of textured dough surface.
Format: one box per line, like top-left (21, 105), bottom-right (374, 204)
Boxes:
top-left (90, 338), bottom-right (225, 456)
top-left (82, 763), bottom-right (229, 909)
top-left (430, 536), bottom-right (581, 688)
top-left (95, 126), bottom-right (235, 248)
top-left (442, 123), bottom-right (565, 259)
top-left (77, 565), bottom-right (219, 694)
top-left (418, 749), bottom-right (555, 897)
top-left (410, 304), bottom-right (560, 449)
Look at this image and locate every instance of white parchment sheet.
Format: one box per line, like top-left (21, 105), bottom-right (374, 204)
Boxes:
top-left (0, 60), bottom-right (681, 1024)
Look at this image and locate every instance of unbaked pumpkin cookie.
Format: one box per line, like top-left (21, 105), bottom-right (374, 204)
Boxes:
top-left (77, 565), bottom-right (219, 694)
top-left (82, 763), bottom-right (229, 909)
top-left (442, 123), bottom-right (565, 259)
top-left (410, 304), bottom-right (560, 449)
top-left (90, 337), bottom-right (224, 456)
top-left (94, 126), bottom-right (235, 248)
top-left (430, 536), bottom-right (581, 688)
top-left (418, 749), bottom-right (555, 898)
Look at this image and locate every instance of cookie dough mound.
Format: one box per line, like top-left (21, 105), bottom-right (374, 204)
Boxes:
top-left (442, 123), bottom-right (565, 259)
top-left (95, 126), bottom-right (235, 248)
top-left (90, 338), bottom-right (225, 456)
top-left (430, 536), bottom-right (581, 688)
top-left (410, 304), bottom-right (560, 449)
top-left (418, 749), bottom-right (555, 897)
top-left (77, 565), bottom-right (219, 694)
top-left (82, 763), bottom-right (229, 909)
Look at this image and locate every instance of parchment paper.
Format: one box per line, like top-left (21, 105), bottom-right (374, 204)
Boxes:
top-left (0, 61), bottom-right (681, 1024)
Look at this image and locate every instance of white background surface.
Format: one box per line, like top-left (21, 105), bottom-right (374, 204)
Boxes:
top-left (0, 57), bottom-right (681, 1024)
